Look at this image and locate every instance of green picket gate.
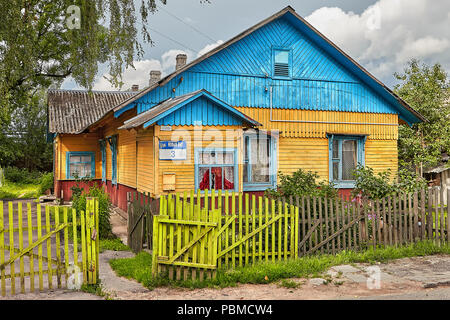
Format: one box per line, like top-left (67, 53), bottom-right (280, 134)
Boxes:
top-left (151, 190), bottom-right (299, 281)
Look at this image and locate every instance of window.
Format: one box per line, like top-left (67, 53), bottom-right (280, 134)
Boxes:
top-left (243, 132), bottom-right (277, 191)
top-left (107, 135), bottom-right (118, 185)
top-left (66, 152), bottom-right (95, 179)
top-left (273, 48), bottom-right (291, 78)
top-left (99, 139), bottom-right (107, 182)
top-left (329, 135), bottom-right (366, 188)
top-left (195, 148), bottom-right (237, 192)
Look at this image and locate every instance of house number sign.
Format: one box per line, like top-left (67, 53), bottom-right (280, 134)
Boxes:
top-left (159, 141), bottom-right (187, 160)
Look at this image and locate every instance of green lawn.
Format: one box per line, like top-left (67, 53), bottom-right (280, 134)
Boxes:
top-left (0, 180), bottom-right (40, 199)
top-left (109, 240), bottom-right (450, 290)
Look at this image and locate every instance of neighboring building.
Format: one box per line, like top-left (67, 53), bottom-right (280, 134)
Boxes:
top-left (47, 6), bottom-right (425, 211)
top-left (424, 153), bottom-right (450, 205)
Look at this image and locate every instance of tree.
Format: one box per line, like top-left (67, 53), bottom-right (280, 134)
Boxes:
top-left (394, 59), bottom-right (450, 176)
top-left (0, 0), bottom-right (166, 129)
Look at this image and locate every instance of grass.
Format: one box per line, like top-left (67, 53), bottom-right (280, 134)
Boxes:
top-left (99, 237), bottom-right (131, 253)
top-left (0, 180), bottom-right (40, 199)
top-left (80, 281), bottom-right (114, 300)
top-left (109, 240), bottom-right (450, 290)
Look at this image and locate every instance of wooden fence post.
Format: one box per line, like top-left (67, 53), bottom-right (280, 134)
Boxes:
top-left (127, 192), bottom-right (132, 247)
top-left (447, 188), bottom-right (450, 244)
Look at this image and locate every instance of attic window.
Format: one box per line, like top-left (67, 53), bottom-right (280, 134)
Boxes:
top-left (273, 49), bottom-right (291, 78)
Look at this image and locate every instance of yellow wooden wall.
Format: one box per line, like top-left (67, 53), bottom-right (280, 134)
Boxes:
top-left (100, 112), bottom-right (138, 188)
top-left (277, 137), bottom-right (398, 183)
top-left (54, 105), bottom-right (400, 194)
top-left (55, 133), bottom-right (102, 180)
top-left (278, 137), bottom-right (328, 180)
top-left (118, 129), bottom-right (137, 188)
top-left (136, 126), bottom-right (155, 194)
top-left (155, 125), bottom-right (242, 194)
top-left (236, 107), bottom-right (398, 140)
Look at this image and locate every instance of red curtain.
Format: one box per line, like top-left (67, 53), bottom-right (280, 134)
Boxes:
top-left (199, 168), bottom-right (234, 190)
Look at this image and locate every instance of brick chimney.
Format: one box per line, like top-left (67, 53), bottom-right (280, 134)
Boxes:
top-left (175, 54), bottom-right (187, 71)
top-left (149, 70), bottom-right (161, 86)
top-left (131, 84), bottom-right (139, 92)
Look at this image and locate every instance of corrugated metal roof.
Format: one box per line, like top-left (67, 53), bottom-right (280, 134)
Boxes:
top-left (47, 89), bottom-right (137, 134)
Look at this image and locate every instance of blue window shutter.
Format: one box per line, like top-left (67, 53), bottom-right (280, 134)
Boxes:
top-left (99, 139), bottom-right (107, 182)
top-left (107, 135), bottom-right (118, 186)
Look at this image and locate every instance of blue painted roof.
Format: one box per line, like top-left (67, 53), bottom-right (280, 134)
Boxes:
top-left (113, 6), bottom-right (425, 126)
top-left (118, 90), bottom-right (261, 129)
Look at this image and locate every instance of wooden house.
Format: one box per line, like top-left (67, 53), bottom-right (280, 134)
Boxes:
top-left (47, 6), bottom-right (425, 211)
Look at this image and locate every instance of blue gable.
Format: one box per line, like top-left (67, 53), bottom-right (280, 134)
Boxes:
top-left (157, 95), bottom-right (244, 126)
top-left (115, 7), bottom-right (423, 125)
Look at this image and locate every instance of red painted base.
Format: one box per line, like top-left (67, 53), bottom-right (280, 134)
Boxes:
top-left (55, 179), bottom-right (135, 212)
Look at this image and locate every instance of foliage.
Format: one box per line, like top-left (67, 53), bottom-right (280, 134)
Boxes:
top-left (0, 1), bottom-right (172, 170)
top-left (71, 183), bottom-right (113, 239)
top-left (396, 167), bottom-right (427, 194)
top-left (0, 90), bottom-right (53, 171)
top-left (38, 172), bottom-right (54, 195)
top-left (265, 169), bottom-right (338, 199)
top-left (4, 166), bottom-right (43, 184)
top-left (0, 0), bottom-right (167, 124)
top-left (351, 165), bottom-right (427, 200)
top-left (351, 165), bottom-right (396, 200)
top-left (0, 166), bottom-right (4, 187)
top-left (99, 238), bottom-right (130, 253)
top-left (394, 59), bottom-right (450, 174)
top-left (109, 241), bottom-right (450, 290)
top-left (0, 180), bottom-right (40, 199)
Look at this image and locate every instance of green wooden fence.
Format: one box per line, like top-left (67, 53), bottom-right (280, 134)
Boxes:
top-left (149, 187), bottom-right (450, 281)
top-left (151, 189), bottom-right (298, 281)
top-left (0, 198), bottom-right (99, 296)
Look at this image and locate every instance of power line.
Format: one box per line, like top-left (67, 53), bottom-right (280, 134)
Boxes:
top-left (155, 4), bottom-right (217, 44)
top-left (135, 19), bottom-right (200, 55)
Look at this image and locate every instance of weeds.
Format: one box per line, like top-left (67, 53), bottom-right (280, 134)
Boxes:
top-left (109, 240), bottom-right (450, 290)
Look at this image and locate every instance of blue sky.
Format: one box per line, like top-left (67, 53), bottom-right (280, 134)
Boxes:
top-left (62, 0), bottom-right (450, 91)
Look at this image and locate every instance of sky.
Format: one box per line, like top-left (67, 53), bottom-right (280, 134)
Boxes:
top-left (61, 0), bottom-right (450, 91)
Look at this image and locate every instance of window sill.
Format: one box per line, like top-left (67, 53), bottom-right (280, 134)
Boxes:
top-left (243, 183), bottom-right (276, 192)
top-left (332, 181), bottom-right (356, 189)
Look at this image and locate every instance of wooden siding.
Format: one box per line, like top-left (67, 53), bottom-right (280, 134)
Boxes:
top-left (365, 139), bottom-right (398, 178)
top-left (136, 127), bottom-right (155, 194)
top-left (155, 125), bottom-right (242, 195)
top-left (236, 107), bottom-right (398, 140)
top-left (118, 129), bottom-right (137, 188)
top-left (56, 134), bottom-right (102, 180)
top-left (278, 137), bottom-right (328, 180)
top-left (156, 95), bottom-right (244, 126)
top-left (116, 14), bottom-right (405, 119)
top-left (278, 137), bottom-right (398, 183)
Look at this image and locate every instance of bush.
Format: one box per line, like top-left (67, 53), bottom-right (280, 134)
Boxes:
top-left (351, 165), bottom-right (395, 200)
top-left (71, 183), bottom-right (113, 239)
top-left (4, 166), bottom-right (42, 184)
top-left (38, 172), bottom-right (53, 195)
top-left (265, 168), bottom-right (338, 199)
top-left (351, 165), bottom-right (427, 200)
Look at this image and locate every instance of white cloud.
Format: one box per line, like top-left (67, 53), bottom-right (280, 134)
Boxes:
top-left (197, 40), bottom-right (224, 57)
top-left (305, 0), bottom-right (450, 84)
top-left (93, 59), bottom-right (162, 91)
top-left (92, 40), bottom-right (224, 91)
